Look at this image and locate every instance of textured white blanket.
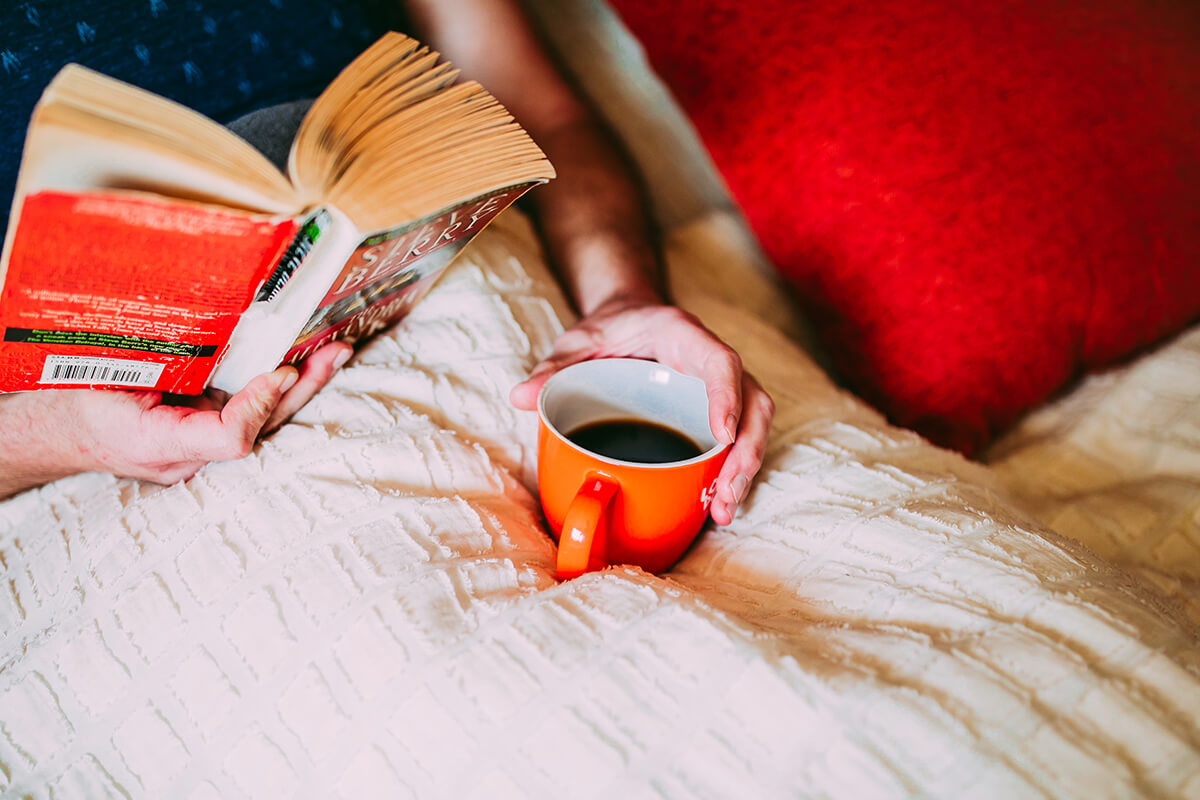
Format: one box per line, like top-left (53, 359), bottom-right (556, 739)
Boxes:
top-left (2, 211), bottom-right (1199, 799)
top-left (987, 324), bottom-right (1200, 625)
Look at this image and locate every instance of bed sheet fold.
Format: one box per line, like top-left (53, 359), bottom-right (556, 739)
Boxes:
top-left (2, 211), bottom-right (1199, 799)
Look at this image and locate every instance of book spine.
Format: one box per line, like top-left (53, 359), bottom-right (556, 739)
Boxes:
top-left (206, 205), bottom-right (363, 394)
top-left (255, 209), bottom-right (330, 302)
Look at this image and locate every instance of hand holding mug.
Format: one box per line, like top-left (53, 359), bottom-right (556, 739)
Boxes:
top-left (536, 358), bottom-right (730, 579)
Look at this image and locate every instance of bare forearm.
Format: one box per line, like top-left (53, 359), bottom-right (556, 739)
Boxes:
top-left (0, 343), bottom-right (347, 501)
top-left (0, 393), bottom-right (82, 499)
top-left (404, 0), bottom-right (664, 313)
top-left (523, 120), bottom-right (663, 313)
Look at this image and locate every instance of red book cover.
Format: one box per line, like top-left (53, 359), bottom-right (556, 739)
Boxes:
top-left (0, 191), bottom-right (296, 394)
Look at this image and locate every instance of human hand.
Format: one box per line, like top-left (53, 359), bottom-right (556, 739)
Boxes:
top-left (510, 296), bottom-right (774, 525)
top-left (0, 341), bottom-right (351, 496)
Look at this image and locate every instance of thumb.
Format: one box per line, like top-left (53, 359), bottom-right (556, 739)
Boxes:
top-left (219, 367), bottom-right (299, 439)
top-left (509, 348), bottom-right (592, 410)
top-left (510, 326), bottom-right (610, 410)
top-left (509, 362), bottom-right (554, 410)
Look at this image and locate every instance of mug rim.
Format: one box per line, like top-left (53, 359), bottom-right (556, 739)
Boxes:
top-left (536, 358), bottom-right (729, 470)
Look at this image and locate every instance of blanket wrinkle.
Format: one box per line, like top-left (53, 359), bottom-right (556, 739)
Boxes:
top-left (987, 324), bottom-right (1200, 622)
top-left (3, 211), bottom-right (1200, 799)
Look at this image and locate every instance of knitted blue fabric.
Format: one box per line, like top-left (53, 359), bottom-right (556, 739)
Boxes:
top-left (0, 0), bottom-right (404, 235)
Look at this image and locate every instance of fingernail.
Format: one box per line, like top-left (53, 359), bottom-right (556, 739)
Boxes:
top-left (731, 473), bottom-right (750, 504)
top-left (279, 370), bottom-right (300, 393)
top-left (332, 348), bottom-right (352, 371)
top-left (723, 414), bottom-right (738, 444)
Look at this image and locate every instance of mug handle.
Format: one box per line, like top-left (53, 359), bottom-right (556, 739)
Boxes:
top-left (556, 473), bottom-right (618, 580)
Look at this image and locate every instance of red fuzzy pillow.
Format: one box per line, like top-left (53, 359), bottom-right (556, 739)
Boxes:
top-left (608, 0), bottom-right (1200, 455)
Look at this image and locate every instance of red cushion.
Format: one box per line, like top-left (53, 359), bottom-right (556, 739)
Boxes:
top-left (608, 0), bottom-right (1200, 455)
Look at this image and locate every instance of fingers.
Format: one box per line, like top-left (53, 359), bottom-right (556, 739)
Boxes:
top-left (509, 305), bottom-right (743, 433)
top-left (709, 373), bottom-right (774, 526)
top-left (698, 346), bottom-right (743, 447)
top-left (170, 343), bottom-right (349, 461)
top-left (190, 366), bottom-right (300, 459)
top-left (263, 342), bottom-right (352, 432)
top-left (511, 301), bottom-right (771, 525)
top-left (34, 346), bottom-right (352, 490)
top-left (140, 367), bottom-right (296, 466)
top-left (68, 369), bottom-right (293, 485)
top-left (509, 356), bottom-right (583, 410)
top-left (509, 366), bottom-right (552, 410)
top-left (622, 307), bottom-right (745, 447)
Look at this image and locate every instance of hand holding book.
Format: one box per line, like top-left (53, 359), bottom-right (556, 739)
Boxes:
top-left (0, 32), bottom-right (553, 396)
top-left (0, 341), bottom-right (349, 497)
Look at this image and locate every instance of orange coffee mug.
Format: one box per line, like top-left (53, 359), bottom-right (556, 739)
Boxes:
top-left (536, 358), bottom-right (729, 579)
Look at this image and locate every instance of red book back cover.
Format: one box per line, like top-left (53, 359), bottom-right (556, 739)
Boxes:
top-left (0, 191), bottom-right (296, 394)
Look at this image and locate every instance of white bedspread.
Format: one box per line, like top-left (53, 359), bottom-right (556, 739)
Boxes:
top-left (987, 325), bottom-right (1200, 624)
top-left (5, 1), bottom-right (1200, 794)
top-left (2, 210), bottom-right (1199, 799)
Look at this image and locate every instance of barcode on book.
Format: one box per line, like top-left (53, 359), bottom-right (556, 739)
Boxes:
top-left (39, 355), bottom-right (165, 388)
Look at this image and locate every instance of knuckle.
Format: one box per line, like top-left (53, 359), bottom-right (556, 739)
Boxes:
top-left (207, 437), bottom-right (254, 462)
top-left (658, 305), bottom-right (688, 323)
top-left (665, 306), bottom-right (701, 329)
top-left (557, 326), bottom-right (600, 353)
top-left (731, 449), bottom-right (758, 474)
top-left (725, 348), bottom-right (744, 373)
top-left (733, 438), bottom-right (767, 471)
top-left (759, 392), bottom-right (776, 417)
top-left (254, 393), bottom-right (280, 420)
top-left (228, 438), bottom-right (255, 460)
top-left (703, 347), bottom-right (742, 380)
top-left (159, 465), bottom-right (201, 485)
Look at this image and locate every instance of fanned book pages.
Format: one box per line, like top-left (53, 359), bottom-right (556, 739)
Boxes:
top-left (0, 32), bottom-right (554, 395)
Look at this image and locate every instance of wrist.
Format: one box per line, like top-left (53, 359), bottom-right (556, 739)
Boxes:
top-left (525, 117), bottom-right (668, 316)
top-left (558, 229), bottom-right (664, 315)
top-left (0, 391), bottom-right (90, 498)
top-left (583, 283), bottom-right (664, 317)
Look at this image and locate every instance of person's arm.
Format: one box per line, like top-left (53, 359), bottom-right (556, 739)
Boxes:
top-left (405, 0), bottom-right (659, 312)
top-left (404, 0), bottom-right (774, 524)
top-left (0, 341), bottom-right (350, 499)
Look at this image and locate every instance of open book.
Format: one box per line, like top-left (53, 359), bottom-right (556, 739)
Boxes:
top-left (0, 33), bottom-right (554, 395)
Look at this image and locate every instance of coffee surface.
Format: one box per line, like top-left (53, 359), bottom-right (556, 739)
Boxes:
top-left (566, 418), bottom-right (703, 464)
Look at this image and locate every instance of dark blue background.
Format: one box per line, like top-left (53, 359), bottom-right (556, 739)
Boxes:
top-left (1, 0), bottom-right (406, 235)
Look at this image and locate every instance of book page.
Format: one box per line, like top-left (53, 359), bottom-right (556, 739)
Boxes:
top-left (28, 66), bottom-right (299, 210)
top-left (291, 33), bottom-right (554, 232)
top-left (13, 112), bottom-right (302, 222)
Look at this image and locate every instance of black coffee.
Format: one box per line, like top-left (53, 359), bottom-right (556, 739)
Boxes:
top-left (566, 418), bottom-right (703, 464)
